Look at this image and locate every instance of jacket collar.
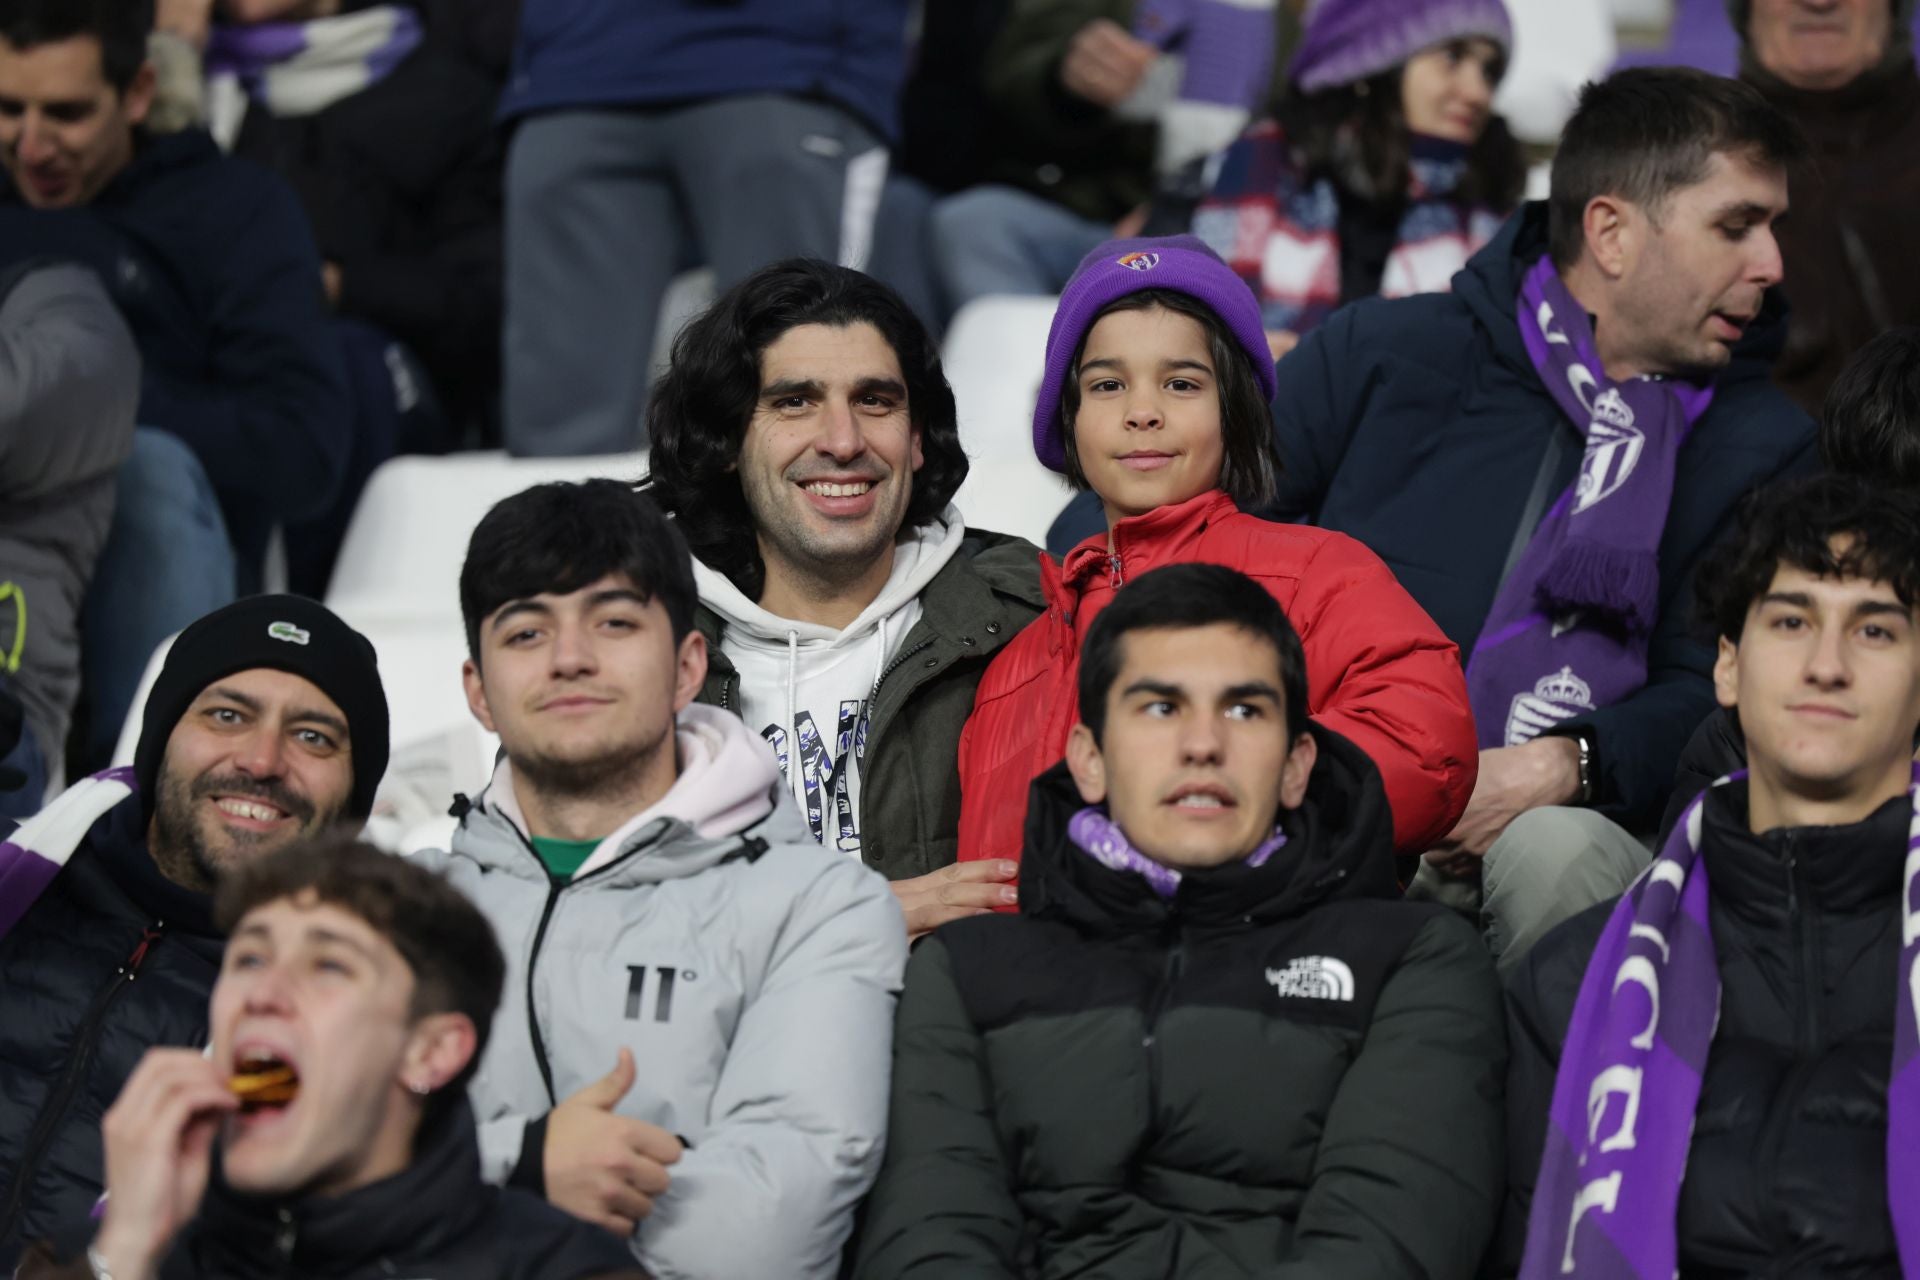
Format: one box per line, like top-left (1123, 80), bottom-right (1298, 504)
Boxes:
top-left (1699, 778), bottom-right (1912, 926)
top-left (189, 1097), bottom-right (495, 1272)
top-left (83, 794), bottom-right (221, 939)
top-left (1016, 722), bottom-right (1399, 934)
top-left (1054, 490), bottom-right (1239, 602)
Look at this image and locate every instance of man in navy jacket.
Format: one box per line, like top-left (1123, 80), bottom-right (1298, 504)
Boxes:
top-left (1273, 68), bottom-right (1815, 967)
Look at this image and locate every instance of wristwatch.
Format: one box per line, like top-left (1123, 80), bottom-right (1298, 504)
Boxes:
top-left (1570, 729), bottom-right (1596, 806)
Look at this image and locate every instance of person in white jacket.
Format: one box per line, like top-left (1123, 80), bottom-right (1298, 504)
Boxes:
top-left (417, 478), bottom-right (907, 1280)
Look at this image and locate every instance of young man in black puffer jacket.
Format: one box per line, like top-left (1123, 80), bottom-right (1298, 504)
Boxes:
top-left (1499, 474), bottom-right (1920, 1278)
top-left (16, 838), bottom-right (645, 1280)
top-left (855, 563), bottom-right (1506, 1279)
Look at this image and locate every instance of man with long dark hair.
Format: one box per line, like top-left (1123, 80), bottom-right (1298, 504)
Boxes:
top-left (643, 259), bottom-right (1046, 938)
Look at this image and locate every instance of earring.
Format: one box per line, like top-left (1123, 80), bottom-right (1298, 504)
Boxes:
top-left (408, 1079), bottom-right (432, 1096)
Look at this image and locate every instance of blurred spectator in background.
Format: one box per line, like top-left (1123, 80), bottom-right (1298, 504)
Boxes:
top-left (930, 0), bottom-right (1301, 316)
top-left (1190, 0), bottom-right (1525, 360)
top-left (192, 0), bottom-right (506, 592)
top-left (864, 0), bottom-right (1013, 332)
top-left (1735, 0), bottom-right (1920, 415)
top-left (0, 0), bottom-right (349, 766)
top-left (0, 262), bottom-right (138, 817)
top-left (499, 0), bottom-right (908, 457)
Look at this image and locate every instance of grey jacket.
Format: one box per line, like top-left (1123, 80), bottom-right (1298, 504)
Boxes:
top-left (0, 262), bottom-right (139, 768)
top-left (419, 706), bottom-right (907, 1280)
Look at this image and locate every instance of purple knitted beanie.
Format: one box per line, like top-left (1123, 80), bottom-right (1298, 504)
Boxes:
top-left (1289, 0), bottom-right (1513, 95)
top-left (1032, 235), bottom-right (1275, 475)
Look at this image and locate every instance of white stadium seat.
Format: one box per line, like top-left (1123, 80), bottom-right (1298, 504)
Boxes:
top-left (941, 296), bottom-right (1074, 546)
top-left (324, 449), bottom-right (650, 625)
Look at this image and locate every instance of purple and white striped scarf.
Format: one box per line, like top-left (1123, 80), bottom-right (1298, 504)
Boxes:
top-left (1068, 806), bottom-right (1287, 898)
top-left (0, 767), bottom-right (134, 942)
top-left (1466, 255), bottom-right (1715, 750)
top-left (205, 5), bottom-right (422, 119)
top-left (1518, 764), bottom-right (1920, 1278)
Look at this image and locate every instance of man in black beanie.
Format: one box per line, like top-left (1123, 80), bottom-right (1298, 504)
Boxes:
top-left (0, 594), bottom-right (389, 1268)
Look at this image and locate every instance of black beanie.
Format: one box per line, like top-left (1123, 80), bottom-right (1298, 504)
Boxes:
top-left (132, 596), bottom-right (390, 821)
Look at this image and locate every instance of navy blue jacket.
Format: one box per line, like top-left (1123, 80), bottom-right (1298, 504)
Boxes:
top-left (0, 797), bottom-right (225, 1270)
top-left (0, 130), bottom-right (348, 581)
top-left (499, 0), bottom-right (911, 140)
top-left (1268, 203), bottom-right (1815, 830)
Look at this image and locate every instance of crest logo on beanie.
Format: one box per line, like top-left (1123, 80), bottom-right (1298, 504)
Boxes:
top-left (1116, 251), bottom-right (1160, 272)
top-left (268, 621), bottom-right (311, 646)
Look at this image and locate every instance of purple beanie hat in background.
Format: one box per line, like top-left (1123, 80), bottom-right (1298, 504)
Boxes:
top-left (1032, 235), bottom-right (1275, 475)
top-left (1288, 0), bottom-right (1512, 95)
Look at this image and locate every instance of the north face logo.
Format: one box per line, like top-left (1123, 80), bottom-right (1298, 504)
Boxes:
top-left (1266, 956), bottom-right (1355, 1002)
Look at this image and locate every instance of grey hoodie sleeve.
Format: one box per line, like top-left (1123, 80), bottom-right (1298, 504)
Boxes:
top-left (0, 262), bottom-right (139, 501)
top-left (633, 854), bottom-right (907, 1280)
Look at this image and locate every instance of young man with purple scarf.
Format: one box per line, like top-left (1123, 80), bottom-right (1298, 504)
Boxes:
top-left (0, 595), bottom-right (388, 1269)
top-left (856, 564), bottom-right (1505, 1277)
top-left (1245, 66), bottom-right (1815, 970)
top-left (1499, 473), bottom-right (1920, 1278)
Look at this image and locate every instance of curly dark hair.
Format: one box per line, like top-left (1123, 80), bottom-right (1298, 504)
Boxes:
top-left (1278, 39), bottom-right (1526, 213)
top-left (1699, 473), bottom-right (1920, 644)
top-left (640, 259), bottom-right (967, 600)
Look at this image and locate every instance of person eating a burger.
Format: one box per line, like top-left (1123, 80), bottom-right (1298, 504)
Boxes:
top-left (14, 836), bottom-right (648, 1280)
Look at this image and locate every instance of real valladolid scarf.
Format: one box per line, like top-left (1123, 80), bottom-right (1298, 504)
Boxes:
top-left (0, 768), bottom-right (133, 941)
top-left (1518, 764), bottom-right (1920, 1278)
top-left (1465, 255), bottom-right (1715, 750)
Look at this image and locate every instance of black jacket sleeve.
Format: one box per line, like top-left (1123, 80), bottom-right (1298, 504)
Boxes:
top-left (1656, 707), bottom-right (1747, 843)
top-left (853, 938), bottom-right (1022, 1278)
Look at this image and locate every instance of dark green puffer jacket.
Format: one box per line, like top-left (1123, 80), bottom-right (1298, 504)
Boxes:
top-left (695, 527), bottom-right (1046, 883)
top-left (854, 727), bottom-right (1507, 1279)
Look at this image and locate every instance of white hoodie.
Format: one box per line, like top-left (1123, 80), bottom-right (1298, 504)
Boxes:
top-left (694, 510), bottom-right (965, 859)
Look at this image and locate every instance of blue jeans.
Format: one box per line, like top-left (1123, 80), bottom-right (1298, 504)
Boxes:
top-left (931, 185), bottom-right (1111, 312)
top-left (81, 430), bottom-right (236, 768)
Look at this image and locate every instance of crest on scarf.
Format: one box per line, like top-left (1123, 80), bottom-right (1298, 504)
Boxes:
top-left (1572, 386), bottom-right (1645, 514)
top-left (1506, 665), bottom-right (1594, 747)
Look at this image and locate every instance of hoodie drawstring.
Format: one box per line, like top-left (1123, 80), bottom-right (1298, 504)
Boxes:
top-left (785, 630), bottom-right (800, 760)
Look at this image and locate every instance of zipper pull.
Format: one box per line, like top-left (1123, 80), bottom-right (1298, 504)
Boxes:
top-left (123, 923), bottom-right (164, 978)
top-left (1109, 553), bottom-right (1124, 588)
top-left (275, 1206), bottom-right (296, 1261)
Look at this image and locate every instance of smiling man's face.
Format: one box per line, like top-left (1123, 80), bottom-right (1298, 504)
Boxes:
top-left (1066, 623), bottom-right (1315, 871)
top-left (147, 670), bottom-right (355, 891)
top-left (735, 321), bottom-right (923, 598)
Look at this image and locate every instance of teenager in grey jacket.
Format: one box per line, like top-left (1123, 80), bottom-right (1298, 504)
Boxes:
top-left (420, 478), bottom-right (906, 1280)
top-left (0, 260), bottom-right (138, 799)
